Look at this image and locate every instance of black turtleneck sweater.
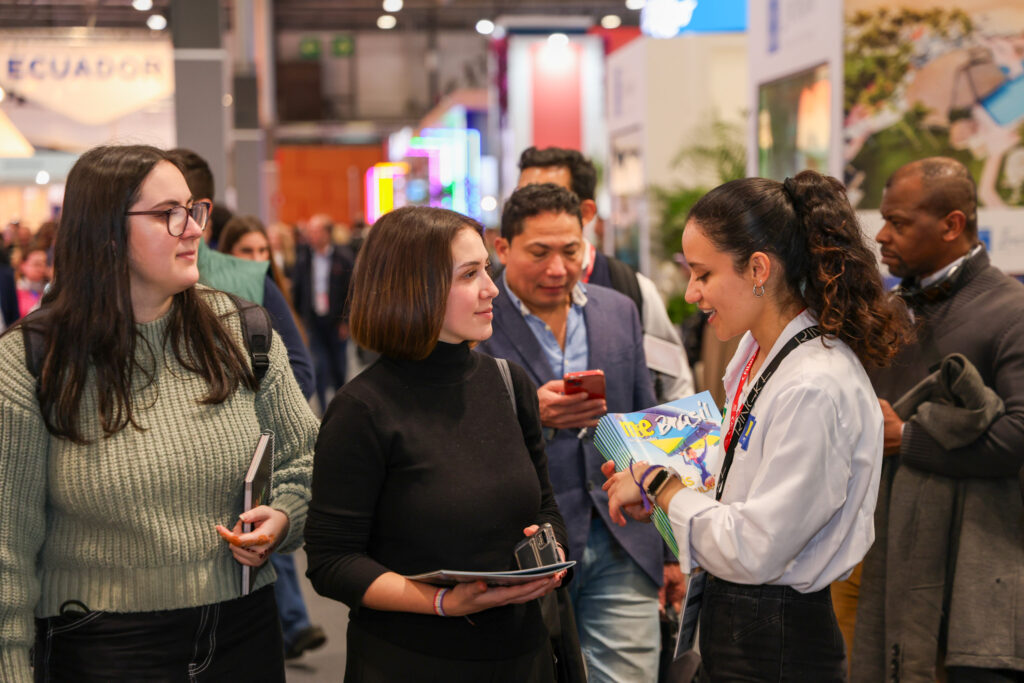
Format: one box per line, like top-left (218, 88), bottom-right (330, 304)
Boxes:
top-left (304, 341), bottom-right (566, 661)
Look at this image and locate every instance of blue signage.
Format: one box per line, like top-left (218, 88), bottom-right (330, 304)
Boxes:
top-left (641, 0), bottom-right (747, 39)
top-left (6, 56), bottom-right (163, 81)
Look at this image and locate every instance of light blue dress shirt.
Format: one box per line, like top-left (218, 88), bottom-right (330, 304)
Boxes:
top-left (501, 271), bottom-right (589, 377)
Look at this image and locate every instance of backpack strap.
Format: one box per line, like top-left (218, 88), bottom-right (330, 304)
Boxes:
top-left (606, 257), bottom-right (643, 319)
top-left (21, 306), bottom-right (52, 378)
top-left (224, 292), bottom-right (273, 386)
top-left (495, 357), bottom-right (516, 418)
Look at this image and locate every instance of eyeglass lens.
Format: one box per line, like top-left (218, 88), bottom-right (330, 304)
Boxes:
top-left (168, 203), bottom-right (209, 236)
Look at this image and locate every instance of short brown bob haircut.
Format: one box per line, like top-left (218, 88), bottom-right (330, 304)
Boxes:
top-left (349, 206), bottom-right (485, 360)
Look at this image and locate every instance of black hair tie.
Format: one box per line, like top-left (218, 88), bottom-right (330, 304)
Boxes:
top-left (782, 176), bottom-right (799, 205)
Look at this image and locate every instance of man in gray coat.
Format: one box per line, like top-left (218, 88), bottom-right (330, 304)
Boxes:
top-left (851, 157), bottom-right (1024, 681)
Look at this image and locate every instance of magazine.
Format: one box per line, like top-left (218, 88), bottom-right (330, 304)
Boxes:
top-left (405, 561), bottom-right (575, 587)
top-left (241, 431), bottom-right (274, 595)
top-left (594, 391), bottom-right (723, 558)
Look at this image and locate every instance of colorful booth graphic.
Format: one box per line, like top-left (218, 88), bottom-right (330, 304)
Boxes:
top-left (366, 127), bottom-right (482, 223)
top-left (843, 2), bottom-right (1024, 209)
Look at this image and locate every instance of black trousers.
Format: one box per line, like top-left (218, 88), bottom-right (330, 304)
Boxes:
top-left (698, 576), bottom-right (846, 682)
top-left (33, 586), bottom-right (285, 682)
top-left (344, 620), bottom-right (556, 683)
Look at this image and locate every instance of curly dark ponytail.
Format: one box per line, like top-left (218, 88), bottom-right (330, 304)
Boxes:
top-left (688, 170), bottom-right (910, 367)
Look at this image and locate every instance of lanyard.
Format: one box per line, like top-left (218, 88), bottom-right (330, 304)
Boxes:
top-left (722, 347), bottom-right (759, 453)
top-left (715, 326), bottom-right (822, 501)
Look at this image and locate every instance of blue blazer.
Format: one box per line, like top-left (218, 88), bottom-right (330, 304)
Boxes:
top-left (476, 279), bottom-right (664, 585)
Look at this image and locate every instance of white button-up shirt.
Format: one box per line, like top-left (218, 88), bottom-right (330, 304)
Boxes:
top-left (667, 309), bottom-right (883, 593)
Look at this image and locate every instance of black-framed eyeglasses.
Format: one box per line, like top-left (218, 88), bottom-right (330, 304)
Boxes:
top-left (126, 200), bottom-right (211, 237)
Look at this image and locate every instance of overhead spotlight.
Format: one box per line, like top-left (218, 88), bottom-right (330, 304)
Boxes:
top-left (377, 14), bottom-right (397, 30)
top-left (382, 0), bottom-right (403, 11)
top-left (625, 0), bottom-right (646, 9)
top-left (222, 94), bottom-right (233, 108)
top-left (476, 19), bottom-right (495, 36)
top-left (480, 196), bottom-right (498, 212)
top-left (601, 14), bottom-right (623, 29)
top-left (146, 14), bottom-right (167, 30)
top-left (35, 170), bottom-right (50, 185)
top-left (131, 0), bottom-right (153, 11)
top-left (548, 33), bottom-right (569, 47)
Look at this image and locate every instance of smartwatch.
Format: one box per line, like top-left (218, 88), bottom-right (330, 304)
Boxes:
top-left (644, 468), bottom-right (672, 499)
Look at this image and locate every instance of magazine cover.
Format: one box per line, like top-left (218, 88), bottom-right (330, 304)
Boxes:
top-left (595, 391), bottom-right (723, 558)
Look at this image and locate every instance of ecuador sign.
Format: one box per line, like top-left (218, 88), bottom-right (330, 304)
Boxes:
top-left (0, 37), bottom-right (174, 125)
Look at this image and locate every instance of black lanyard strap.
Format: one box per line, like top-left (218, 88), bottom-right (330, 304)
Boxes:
top-left (715, 326), bottom-right (822, 501)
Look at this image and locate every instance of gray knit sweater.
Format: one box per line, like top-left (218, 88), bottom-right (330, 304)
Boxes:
top-left (0, 288), bottom-right (318, 682)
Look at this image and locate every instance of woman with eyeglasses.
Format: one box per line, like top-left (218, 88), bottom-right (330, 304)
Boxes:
top-left (0, 145), bottom-right (318, 682)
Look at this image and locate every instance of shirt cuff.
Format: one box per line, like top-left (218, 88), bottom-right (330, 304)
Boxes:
top-left (666, 487), bottom-right (718, 572)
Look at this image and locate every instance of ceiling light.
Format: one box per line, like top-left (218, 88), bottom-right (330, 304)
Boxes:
top-left (146, 14), bottom-right (167, 30)
top-left (222, 94), bottom-right (233, 108)
top-left (547, 33), bottom-right (569, 47)
top-left (131, 0), bottom-right (153, 11)
top-left (377, 14), bottom-right (397, 30)
top-left (480, 196), bottom-right (497, 212)
top-left (382, 0), bottom-right (403, 11)
top-left (35, 170), bottom-right (50, 185)
top-left (601, 14), bottom-right (623, 29)
top-left (625, 0), bottom-right (646, 10)
top-left (476, 19), bottom-right (495, 36)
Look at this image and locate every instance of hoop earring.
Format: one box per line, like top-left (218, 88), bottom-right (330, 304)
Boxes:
top-left (753, 283), bottom-right (765, 298)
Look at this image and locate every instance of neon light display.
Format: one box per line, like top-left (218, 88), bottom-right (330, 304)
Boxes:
top-left (364, 162), bottom-right (408, 224)
top-left (371, 124), bottom-right (482, 222)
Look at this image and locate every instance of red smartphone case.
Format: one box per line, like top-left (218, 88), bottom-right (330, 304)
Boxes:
top-left (563, 370), bottom-right (606, 399)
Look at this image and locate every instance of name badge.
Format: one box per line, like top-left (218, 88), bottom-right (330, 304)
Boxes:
top-left (737, 414), bottom-right (756, 450)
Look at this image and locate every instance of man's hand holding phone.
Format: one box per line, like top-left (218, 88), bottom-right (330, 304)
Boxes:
top-left (537, 370), bottom-right (606, 430)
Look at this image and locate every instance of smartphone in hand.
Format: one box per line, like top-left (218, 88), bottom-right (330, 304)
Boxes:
top-left (563, 369), bottom-right (606, 400)
top-left (514, 523), bottom-right (561, 569)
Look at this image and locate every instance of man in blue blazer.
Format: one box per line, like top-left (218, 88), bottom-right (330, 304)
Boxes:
top-left (477, 184), bottom-right (662, 683)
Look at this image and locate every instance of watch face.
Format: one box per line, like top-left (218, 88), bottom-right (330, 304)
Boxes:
top-left (646, 469), bottom-right (670, 496)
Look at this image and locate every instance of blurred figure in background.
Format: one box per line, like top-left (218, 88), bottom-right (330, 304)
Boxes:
top-left (15, 247), bottom-right (48, 317)
top-left (0, 260), bottom-right (17, 333)
top-left (220, 215), bottom-right (297, 313)
top-left (292, 213), bottom-right (355, 412)
top-left (266, 221), bottom-right (297, 281)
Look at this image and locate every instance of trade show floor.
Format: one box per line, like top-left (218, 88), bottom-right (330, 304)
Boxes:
top-left (285, 549), bottom-right (349, 682)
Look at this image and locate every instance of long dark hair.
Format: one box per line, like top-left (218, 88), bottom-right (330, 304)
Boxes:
top-left (19, 145), bottom-right (256, 443)
top-left (688, 170), bottom-right (909, 366)
top-left (349, 206), bottom-right (484, 360)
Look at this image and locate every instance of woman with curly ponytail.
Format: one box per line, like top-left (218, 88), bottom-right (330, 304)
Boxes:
top-left (603, 170), bottom-right (909, 681)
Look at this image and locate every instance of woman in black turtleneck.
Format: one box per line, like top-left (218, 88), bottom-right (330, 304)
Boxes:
top-left (304, 206), bottom-right (567, 681)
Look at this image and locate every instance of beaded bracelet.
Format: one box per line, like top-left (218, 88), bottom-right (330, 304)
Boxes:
top-left (433, 587), bottom-right (449, 617)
